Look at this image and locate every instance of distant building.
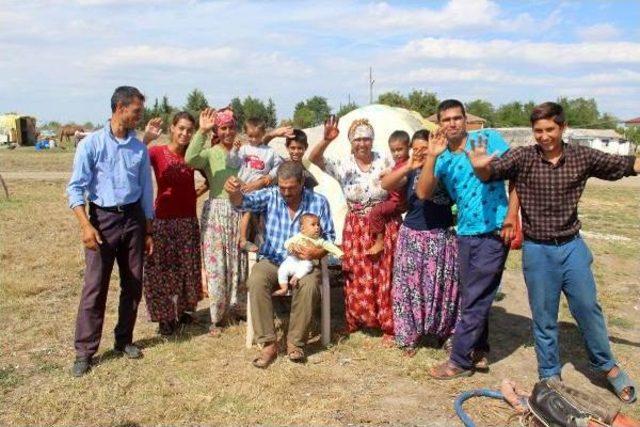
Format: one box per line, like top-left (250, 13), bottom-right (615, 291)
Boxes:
top-left (427, 112), bottom-right (486, 130)
top-left (493, 127), bottom-right (633, 155)
top-left (623, 117), bottom-right (640, 128)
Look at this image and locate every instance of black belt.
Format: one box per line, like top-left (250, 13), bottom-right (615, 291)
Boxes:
top-left (90, 201), bottom-right (140, 213)
top-left (525, 233), bottom-right (578, 246)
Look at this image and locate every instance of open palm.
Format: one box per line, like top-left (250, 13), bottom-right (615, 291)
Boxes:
top-left (466, 136), bottom-right (495, 168)
top-left (199, 108), bottom-right (217, 132)
top-left (427, 129), bottom-right (448, 157)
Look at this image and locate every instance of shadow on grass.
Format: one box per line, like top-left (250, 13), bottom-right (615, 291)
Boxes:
top-left (489, 306), bottom-right (640, 395)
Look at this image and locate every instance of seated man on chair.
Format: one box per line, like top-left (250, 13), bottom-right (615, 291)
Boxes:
top-left (224, 161), bottom-right (336, 368)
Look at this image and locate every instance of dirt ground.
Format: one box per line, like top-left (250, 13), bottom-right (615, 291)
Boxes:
top-left (1, 149), bottom-right (638, 426)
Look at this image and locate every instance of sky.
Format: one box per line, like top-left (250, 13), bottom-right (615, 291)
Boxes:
top-left (1, 0), bottom-right (639, 124)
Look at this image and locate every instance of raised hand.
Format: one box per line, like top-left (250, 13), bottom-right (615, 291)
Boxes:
top-left (426, 127), bottom-right (448, 157)
top-left (323, 114), bottom-right (340, 142)
top-left (143, 117), bottom-right (163, 144)
top-left (199, 108), bottom-right (217, 132)
top-left (233, 138), bottom-right (242, 151)
top-left (409, 146), bottom-right (427, 169)
top-left (466, 134), bottom-right (495, 169)
top-left (271, 126), bottom-right (295, 139)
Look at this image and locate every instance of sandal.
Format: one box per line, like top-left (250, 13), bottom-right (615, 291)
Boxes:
top-left (429, 360), bottom-right (473, 380)
top-left (240, 241), bottom-right (259, 253)
top-left (252, 343), bottom-right (278, 369)
top-left (287, 344), bottom-right (306, 363)
top-left (607, 366), bottom-right (637, 404)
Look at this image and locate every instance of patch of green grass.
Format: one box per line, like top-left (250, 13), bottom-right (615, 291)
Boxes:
top-left (608, 316), bottom-right (634, 330)
top-left (0, 366), bottom-right (22, 390)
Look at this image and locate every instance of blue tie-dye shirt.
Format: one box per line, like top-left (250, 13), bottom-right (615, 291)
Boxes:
top-left (434, 129), bottom-right (509, 236)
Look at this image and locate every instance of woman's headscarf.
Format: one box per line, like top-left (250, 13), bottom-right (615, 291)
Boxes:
top-left (347, 118), bottom-right (375, 142)
top-left (214, 107), bottom-right (236, 128)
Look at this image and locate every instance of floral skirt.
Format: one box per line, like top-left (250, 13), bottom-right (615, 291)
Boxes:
top-left (143, 217), bottom-right (202, 322)
top-left (342, 210), bottom-right (401, 335)
top-left (201, 198), bottom-right (248, 324)
top-left (392, 224), bottom-right (460, 348)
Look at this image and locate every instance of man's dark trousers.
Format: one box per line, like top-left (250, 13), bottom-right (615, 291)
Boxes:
top-left (450, 233), bottom-right (508, 369)
top-left (74, 203), bottom-right (145, 359)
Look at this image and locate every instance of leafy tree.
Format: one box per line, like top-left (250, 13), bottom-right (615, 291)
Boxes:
top-left (623, 126), bottom-right (640, 149)
top-left (495, 101), bottom-right (530, 127)
top-left (242, 96), bottom-right (268, 126)
top-left (139, 96), bottom-right (175, 130)
top-left (599, 113), bottom-right (619, 129)
top-left (293, 96), bottom-right (331, 127)
top-left (230, 97), bottom-right (245, 130)
top-left (293, 104), bottom-right (316, 128)
top-left (465, 99), bottom-right (495, 127)
top-left (82, 121), bottom-right (95, 130)
top-left (558, 97), bottom-right (599, 127)
top-left (265, 98), bottom-right (278, 128)
top-left (184, 89), bottom-right (209, 121)
top-left (406, 90), bottom-right (439, 118)
top-left (377, 91), bottom-right (407, 108)
top-left (337, 101), bottom-right (359, 118)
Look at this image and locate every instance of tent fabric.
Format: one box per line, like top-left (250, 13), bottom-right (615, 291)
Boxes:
top-left (269, 104), bottom-right (437, 243)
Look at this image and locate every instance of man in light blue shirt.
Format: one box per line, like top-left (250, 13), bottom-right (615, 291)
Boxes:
top-left (416, 99), bottom-right (519, 380)
top-left (66, 86), bottom-right (154, 377)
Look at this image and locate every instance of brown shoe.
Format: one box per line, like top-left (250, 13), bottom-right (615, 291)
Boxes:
top-left (287, 344), bottom-right (306, 363)
top-left (429, 360), bottom-right (473, 380)
top-left (252, 342), bottom-right (278, 369)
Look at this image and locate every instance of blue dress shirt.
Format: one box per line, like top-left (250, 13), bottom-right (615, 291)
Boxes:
top-left (66, 123), bottom-right (154, 219)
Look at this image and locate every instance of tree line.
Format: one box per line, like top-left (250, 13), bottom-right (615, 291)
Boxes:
top-left (40, 88), bottom-right (637, 147)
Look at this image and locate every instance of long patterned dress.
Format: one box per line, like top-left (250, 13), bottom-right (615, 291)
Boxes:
top-left (392, 171), bottom-right (460, 348)
top-left (324, 151), bottom-right (399, 335)
top-left (185, 132), bottom-right (248, 326)
top-left (143, 145), bottom-right (202, 322)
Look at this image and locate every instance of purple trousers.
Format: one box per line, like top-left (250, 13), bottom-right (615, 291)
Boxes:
top-left (74, 203), bottom-right (145, 359)
top-left (450, 233), bottom-right (508, 369)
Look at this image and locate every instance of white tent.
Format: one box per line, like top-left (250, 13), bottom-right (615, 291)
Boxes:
top-left (269, 104), bottom-right (437, 242)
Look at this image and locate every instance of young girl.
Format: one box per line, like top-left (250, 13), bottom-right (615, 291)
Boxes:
top-left (143, 112), bottom-right (208, 336)
top-left (227, 118), bottom-right (283, 252)
top-left (366, 130), bottom-right (410, 256)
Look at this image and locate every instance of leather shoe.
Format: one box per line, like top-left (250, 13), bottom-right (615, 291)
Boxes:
top-left (71, 357), bottom-right (92, 377)
top-left (114, 343), bottom-right (143, 359)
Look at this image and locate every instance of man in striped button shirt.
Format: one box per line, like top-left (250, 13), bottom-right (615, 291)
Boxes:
top-left (225, 161), bottom-right (335, 368)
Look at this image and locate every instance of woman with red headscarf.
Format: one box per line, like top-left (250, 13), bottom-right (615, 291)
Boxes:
top-left (185, 107), bottom-right (248, 336)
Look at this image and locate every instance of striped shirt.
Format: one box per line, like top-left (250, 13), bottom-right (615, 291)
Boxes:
top-left (239, 187), bottom-right (336, 265)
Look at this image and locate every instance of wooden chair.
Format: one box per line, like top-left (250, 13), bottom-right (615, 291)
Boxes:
top-left (245, 254), bottom-right (331, 348)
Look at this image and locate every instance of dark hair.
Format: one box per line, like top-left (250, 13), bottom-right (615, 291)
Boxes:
top-left (412, 129), bottom-right (430, 142)
top-left (436, 99), bottom-right (466, 121)
top-left (111, 86), bottom-right (145, 113)
top-left (171, 111), bottom-right (196, 126)
top-left (388, 130), bottom-right (410, 147)
top-left (285, 129), bottom-right (308, 148)
top-left (530, 102), bottom-right (566, 126)
top-left (276, 160), bottom-right (304, 183)
top-left (243, 117), bottom-right (266, 133)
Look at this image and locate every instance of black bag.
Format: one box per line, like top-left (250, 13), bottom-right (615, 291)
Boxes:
top-left (528, 379), bottom-right (618, 427)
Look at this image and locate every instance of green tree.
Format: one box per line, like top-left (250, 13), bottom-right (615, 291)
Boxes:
top-left (293, 103), bottom-right (316, 128)
top-left (495, 101), bottom-right (529, 127)
top-left (184, 89), bottom-right (209, 121)
top-left (230, 97), bottom-right (245, 130)
top-left (557, 97), bottom-right (599, 127)
top-left (242, 96), bottom-right (268, 125)
top-left (265, 98), bottom-right (277, 128)
top-left (406, 90), bottom-right (439, 118)
top-left (377, 91), bottom-right (407, 108)
top-left (465, 99), bottom-right (495, 127)
top-left (623, 126), bottom-right (640, 152)
top-left (337, 101), bottom-right (359, 118)
top-left (82, 121), bottom-right (95, 130)
top-left (292, 96), bottom-right (331, 127)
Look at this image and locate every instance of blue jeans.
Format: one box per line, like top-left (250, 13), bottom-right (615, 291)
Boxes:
top-left (522, 236), bottom-right (616, 379)
top-left (450, 234), bottom-right (508, 369)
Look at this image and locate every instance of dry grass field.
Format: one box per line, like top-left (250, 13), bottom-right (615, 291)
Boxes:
top-left (1, 148), bottom-right (639, 426)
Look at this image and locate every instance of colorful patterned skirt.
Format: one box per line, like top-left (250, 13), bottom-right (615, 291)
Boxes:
top-left (392, 224), bottom-right (460, 348)
top-left (342, 210), bottom-right (401, 335)
top-left (201, 198), bottom-right (248, 325)
top-left (143, 217), bottom-right (202, 322)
